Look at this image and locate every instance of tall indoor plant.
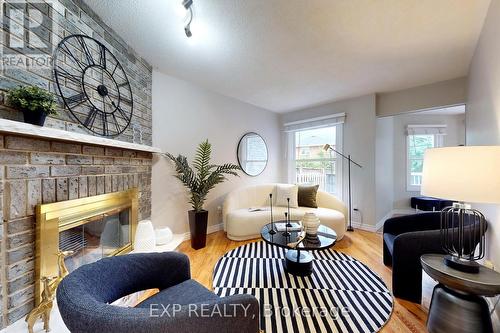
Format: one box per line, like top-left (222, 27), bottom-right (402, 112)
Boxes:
top-left (6, 86), bottom-right (58, 126)
top-left (164, 140), bottom-right (241, 249)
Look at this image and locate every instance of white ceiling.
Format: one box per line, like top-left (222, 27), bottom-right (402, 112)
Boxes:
top-left (84, 0), bottom-right (491, 113)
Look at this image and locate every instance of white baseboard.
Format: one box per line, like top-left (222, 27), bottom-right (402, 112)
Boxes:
top-left (375, 218), bottom-right (385, 232)
top-left (375, 212), bottom-right (392, 231)
top-left (392, 208), bottom-right (417, 215)
top-left (372, 208), bottom-right (417, 233)
top-left (181, 223), bottom-right (224, 241)
top-left (349, 208), bottom-right (415, 233)
top-left (351, 212), bottom-right (390, 232)
top-left (351, 222), bottom-right (379, 232)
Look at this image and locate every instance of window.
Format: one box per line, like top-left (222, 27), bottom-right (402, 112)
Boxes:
top-left (291, 126), bottom-right (343, 197)
top-left (407, 133), bottom-right (444, 191)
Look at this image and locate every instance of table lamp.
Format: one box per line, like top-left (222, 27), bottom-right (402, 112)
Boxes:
top-left (421, 146), bottom-right (500, 273)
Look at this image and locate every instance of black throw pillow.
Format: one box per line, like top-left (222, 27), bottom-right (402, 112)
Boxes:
top-left (298, 185), bottom-right (319, 208)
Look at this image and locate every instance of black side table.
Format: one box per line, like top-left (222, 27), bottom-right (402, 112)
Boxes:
top-left (421, 254), bottom-right (500, 333)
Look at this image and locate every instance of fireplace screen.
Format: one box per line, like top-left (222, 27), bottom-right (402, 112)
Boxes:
top-left (36, 189), bottom-right (138, 305)
top-left (59, 209), bottom-right (130, 272)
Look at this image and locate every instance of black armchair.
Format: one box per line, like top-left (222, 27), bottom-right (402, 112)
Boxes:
top-left (383, 212), bottom-right (487, 303)
top-left (57, 252), bottom-right (260, 333)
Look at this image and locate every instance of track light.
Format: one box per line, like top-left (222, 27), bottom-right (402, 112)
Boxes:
top-left (182, 0), bottom-right (194, 38)
top-left (182, 0), bottom-right (193, 10)
top-left (184, 24), bottom-right (192, 37)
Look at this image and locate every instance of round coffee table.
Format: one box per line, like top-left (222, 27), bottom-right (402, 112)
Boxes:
top-left (261, 221), bottom-right (337, 276)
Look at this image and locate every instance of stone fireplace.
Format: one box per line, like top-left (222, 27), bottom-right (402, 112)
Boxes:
top-left (35, 188), bottom-right (138, 305)
top-left (0, 0), bottom-right (155, 328)
top-left (0, 121), bottom-right (159, 327)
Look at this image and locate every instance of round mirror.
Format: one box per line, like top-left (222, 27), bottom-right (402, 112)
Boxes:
top-left (237, 132), bottom-right (268, 176)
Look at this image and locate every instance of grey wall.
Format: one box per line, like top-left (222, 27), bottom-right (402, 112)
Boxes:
top-left (281, 94), bottom-right (377, 227)
top-left (377, 77), bottom-right (467, 117)
top-left (151, 70), bottom-right (282, 234)
top-left (466, 0), bottom-right (500, 269)
top-left (0, 0), bottom-right (152, 145)
top-left (375, 116), bottom-right (394, 222)
top-left (375, 113), bottom-right (465, 223)
top-left (390, 113), bottom-right (465, 210)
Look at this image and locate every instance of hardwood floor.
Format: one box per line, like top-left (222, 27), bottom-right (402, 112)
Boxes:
top-left (177, 230), bottom-right (430, 332)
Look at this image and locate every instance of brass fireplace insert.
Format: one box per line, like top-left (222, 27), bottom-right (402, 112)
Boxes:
top-left (35, 188), bottom-right (139, 305)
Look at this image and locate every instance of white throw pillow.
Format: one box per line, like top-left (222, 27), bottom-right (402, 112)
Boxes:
top-left (275, 184), bottom-right (299, 208)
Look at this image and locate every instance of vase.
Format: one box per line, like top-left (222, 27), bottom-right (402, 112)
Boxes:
top-left (302, 212), bottom-right (320, 236)
top-left (188, 210), bottom-right (208, 250)
top-left (22, 109), bottom-right (47, 126)
top-left (134, 220), bottom-right (156, 252)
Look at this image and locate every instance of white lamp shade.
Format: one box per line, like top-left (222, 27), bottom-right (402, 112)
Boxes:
top-left (421, 146), bottom-right (500, 204)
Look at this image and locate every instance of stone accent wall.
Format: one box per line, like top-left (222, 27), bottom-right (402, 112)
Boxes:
top-left (0, 134), bottom-right (152, 326)
top-left (0, 0), bottom-right (155, 327)
top-left (0, 0), bottom-right (153, 145)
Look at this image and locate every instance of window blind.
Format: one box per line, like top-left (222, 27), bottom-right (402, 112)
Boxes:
top-left (283, 112), bottom-right (345, 132)
top-left (406, 124), bottom-right (447, 136)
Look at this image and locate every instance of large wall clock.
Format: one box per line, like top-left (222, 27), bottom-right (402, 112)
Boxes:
top-left (53, 34), bottom-right (133, 137)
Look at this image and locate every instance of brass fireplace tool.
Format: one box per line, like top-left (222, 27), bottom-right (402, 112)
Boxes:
top-left (26, 250), bottom-right (74, 333)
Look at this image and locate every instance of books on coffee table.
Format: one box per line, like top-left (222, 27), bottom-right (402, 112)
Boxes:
top-left (274, 222), bottom-right (302, 232)
top-left (248, 207), bottom-right (269, 212)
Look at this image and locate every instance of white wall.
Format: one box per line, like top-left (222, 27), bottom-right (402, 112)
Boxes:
top-left (391, 113), bottom-right (465, 210)
top-left (466, 0), bottom-right (500, 268)
top-left (375, 117), bottom-right (394, 222)
top-left (280, 94), bottom-right (377, 227)
top-left (151, 70), bottom-right (282, 234)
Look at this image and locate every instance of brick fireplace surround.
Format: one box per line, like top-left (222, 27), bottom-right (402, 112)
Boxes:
top-left (0, 134), bottom-right (154, 327)
top-left (0, 0), bottom-right (157, 327)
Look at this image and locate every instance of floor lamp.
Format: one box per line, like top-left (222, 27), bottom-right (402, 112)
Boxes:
top-left (323, 144), bottom-right (362, 232)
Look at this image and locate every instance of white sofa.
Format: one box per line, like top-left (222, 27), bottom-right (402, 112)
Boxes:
top-left (223, 183), bottom-right (348, 241)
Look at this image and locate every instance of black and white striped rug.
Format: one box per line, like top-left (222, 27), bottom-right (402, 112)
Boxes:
top-left (213, 242), bottom-right (393, 333)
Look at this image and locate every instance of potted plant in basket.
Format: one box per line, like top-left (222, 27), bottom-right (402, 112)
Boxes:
top-left (6, 86), bottom-right (58, 126)
top-left (164, 140), bottom-right (241, 249)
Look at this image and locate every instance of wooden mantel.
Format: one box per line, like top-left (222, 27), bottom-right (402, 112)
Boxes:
top-left (0, 118), bottom-right (161, 153)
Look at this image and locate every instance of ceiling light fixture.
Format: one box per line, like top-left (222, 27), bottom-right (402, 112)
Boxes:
top-left (182, 0), bottom-right (193, 38)
top-left (182, 0), bottom-right (193, 10)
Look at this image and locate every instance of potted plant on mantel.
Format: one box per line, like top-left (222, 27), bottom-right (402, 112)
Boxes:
top-left (6, 86), bottom-right (58, 126)
top-left (164, 140), bottom-right (241, 249)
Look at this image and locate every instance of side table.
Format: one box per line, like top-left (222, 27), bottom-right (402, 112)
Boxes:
top-left (421, 254), bottom-right (500, 333)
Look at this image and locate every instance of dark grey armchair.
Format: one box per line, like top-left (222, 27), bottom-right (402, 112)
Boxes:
top-left (383, 212), bottom-right (487, 303)
top-left (57, 252), bottom-right (260, 333)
